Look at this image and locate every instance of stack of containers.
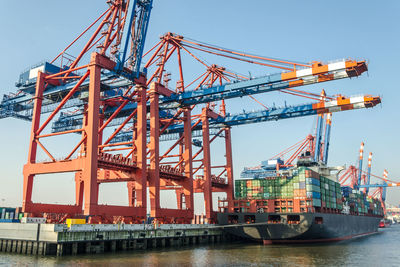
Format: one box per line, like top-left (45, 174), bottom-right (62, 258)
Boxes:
top-left (347, 190), bottom-right (358, 213)
top-left (341, 188), bottom-right (384, 215)
top-left (247, 179), bottom-right (262, 199)
top-left (294, 168), bottom-right (307, 199)
top-left (359, 192), bottom-right (366, 214)
top-left (304, 168), bottom-right (321, 207)
top-left (320, 176), bottom-right (342, 209)
top-left (279, 177), bottom-right (294, 199)
top-left (234, 167), bottom-right (323, 206)
top-left (373, 198), bottom-right (384, 216)
top-left (235, 180), bottom-right (247, 199)
top-left (353, 194), bottom-right (359, 214)
top-left (365, 196), bottom-right (383, 216)
top-left (263, 178), bottom-right (274, 199)
top-left (234, 167), bottom-right (384, 216)
top-left (331, 179), bottom-right (337, 209)
top-left (358, 192), bottom-right (363, 212)
top-left (336, 182), bottom-right (343, 210)
top-left (366, 197), bottom-right (372, 211)
top-left (274, 178), bottom-right (281, 199)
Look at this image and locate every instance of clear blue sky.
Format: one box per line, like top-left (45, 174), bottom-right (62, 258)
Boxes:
top-left (0, 0), bottom-right (399, 210)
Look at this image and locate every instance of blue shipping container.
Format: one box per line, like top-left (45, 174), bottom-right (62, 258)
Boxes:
top-left (307, 192), bottom-right (321, 199)
top-left (306, 178), bottom-right (321, 186)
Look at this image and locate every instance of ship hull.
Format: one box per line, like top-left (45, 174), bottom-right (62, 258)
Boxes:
top-left (217, 212), bottom-right (382, 244)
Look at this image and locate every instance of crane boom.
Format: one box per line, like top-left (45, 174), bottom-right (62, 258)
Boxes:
top-left (107, 94), bottom-right (381, 143)
top-left (359, 183), bottom-right (400, 188)
top-left (160, 60), bottom-right (367, 108)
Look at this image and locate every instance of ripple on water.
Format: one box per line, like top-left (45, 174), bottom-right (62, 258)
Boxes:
top-left (0, 226), bottom-right (399, 266)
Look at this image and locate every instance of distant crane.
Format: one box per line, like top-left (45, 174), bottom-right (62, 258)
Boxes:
top-left (339, 143), bottom-right (400, 215)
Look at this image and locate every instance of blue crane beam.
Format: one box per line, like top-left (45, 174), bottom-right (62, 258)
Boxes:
top-left (160, 60), bottom-right (366, 108)
top-left (359, 181), bottom-right (396, 202)
top-left (358, 183), bottom-right (395, 188)
top-left (106, 94), bottom-right (381, 143)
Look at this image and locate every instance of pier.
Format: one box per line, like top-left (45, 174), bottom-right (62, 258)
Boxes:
top-left (0, 223), bottom-right (230, 256)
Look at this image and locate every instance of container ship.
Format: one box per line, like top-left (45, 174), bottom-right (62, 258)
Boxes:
top-left (217, 154), bottom-right (384, 244)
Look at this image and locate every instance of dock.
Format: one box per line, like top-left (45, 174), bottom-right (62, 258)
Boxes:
top-left (0, 223), bottom-right (231, 256)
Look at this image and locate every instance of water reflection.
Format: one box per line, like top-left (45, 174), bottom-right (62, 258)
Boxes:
top-left (0, 226), bottom-right (399, 266)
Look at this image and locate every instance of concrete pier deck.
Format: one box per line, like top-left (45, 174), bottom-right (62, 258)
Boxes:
top-left (0, 223), bottom-right (231, 256)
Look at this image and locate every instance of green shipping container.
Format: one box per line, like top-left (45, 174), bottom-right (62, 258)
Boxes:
top-left (306, 184), bottom-right (321, 192)
top-left (313, 199), bottom-right (322, 207)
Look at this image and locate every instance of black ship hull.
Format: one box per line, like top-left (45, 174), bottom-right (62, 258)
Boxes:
top-left (217, 212), bottom-right (382, 244)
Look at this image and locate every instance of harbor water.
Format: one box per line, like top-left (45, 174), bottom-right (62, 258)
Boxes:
top-left (1, 225), bottom-right (399, 266)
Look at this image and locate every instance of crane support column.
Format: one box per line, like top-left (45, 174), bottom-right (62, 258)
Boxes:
top-left (314, 114), bottom-right (324, 162)
top-left (83, 53), bottom-right (102, 215)
top-left (149, 83), bottom-right (161, 218)
top-left (75, 173), bottom-right (84, 210)
top-left (224, 127), bottom-right (234, 212)
top-left (357, 142), bottom-right (365, 189)
top-left (22, 71), bottom-right (46, 211)
top-left (133, 84), bottom-right (147, 209)
top-left (381, 169), bottom-right (388, 215)
top-left (176, 189), bottom-right (183, 210)
top-left (201, 108), bottom-right (213, 222)
top-left (382, 170), bottom-right (388, 202)
top-left (182, 108), bottom-right (194, 216)
top-left (365, 152), bottom-right (372, 195)
top-left (322, 113), bottom-right (332, 165)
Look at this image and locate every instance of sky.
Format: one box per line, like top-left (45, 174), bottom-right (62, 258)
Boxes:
top-left (0, 0), bottom-right (399, 211)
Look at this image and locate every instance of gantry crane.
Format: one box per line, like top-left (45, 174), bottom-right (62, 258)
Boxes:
top-left (0, 0), bottom-right (379, 223)
top-left (339, 144), bottom-right (400, 215)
